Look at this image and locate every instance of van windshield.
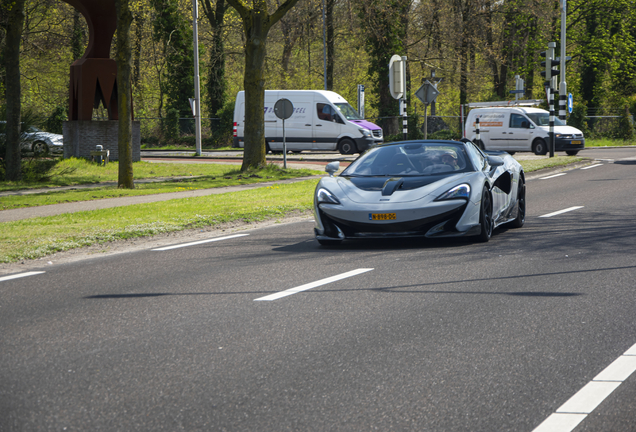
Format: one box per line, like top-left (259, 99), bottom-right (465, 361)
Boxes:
top-left (334, 103), bottom-right (362, 120)
top-left (527, 113), bottom-right (565, 127)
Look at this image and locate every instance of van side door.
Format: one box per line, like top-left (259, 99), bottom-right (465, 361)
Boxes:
top-left (507, 113), bottom-right (534, 151)
top-left (314, 101), bottom-right (343, 150)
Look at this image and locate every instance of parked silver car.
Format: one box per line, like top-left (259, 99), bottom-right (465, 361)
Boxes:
top-left (22, 126), bottom-right (64, 155)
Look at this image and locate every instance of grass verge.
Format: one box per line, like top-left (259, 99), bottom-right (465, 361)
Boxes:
top-left (0, 180), bottom-right (318, 263)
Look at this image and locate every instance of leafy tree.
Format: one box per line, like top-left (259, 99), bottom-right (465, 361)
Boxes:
top-left (225, 0), bottom-right (301, 171)
top-left (151, 0), bottom-right (195, 134)
top-left (201, 0), bottom-right (228, 134)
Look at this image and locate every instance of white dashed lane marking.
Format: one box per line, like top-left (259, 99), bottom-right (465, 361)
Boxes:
top-left (152, 234), bottom-right (249, 251)
top-left (540, 173), bottom-right (567, 180)
top-left (254, 268), bottom-right (374, 301)
top-left (0, 271), bottom-right (46, 283)
top-left (539, 206), bottom-right (584, 218)
top-left (533, 343), bottom-right (636, 432)
top-left (581, 163), bottom-right (603, 170)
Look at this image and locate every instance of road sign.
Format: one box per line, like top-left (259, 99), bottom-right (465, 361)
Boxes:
top-left (567, 93), bottom-right (573, 114)
top-left (389, 55), bottom-right (405, 99)
top-left (274, 98), bottom-right (294, 120)
top-left (509, 90), bottom-right (524, 94)
top-left (415, 80), bottom-right (440, 105)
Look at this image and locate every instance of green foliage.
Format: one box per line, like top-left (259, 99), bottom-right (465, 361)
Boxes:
top-left (45, 105), bottom-right (67, 134)
top-left (568, 104), bottom-right (589, 135)
top-left (617, 106), bottom-right (634, 140)
top-left (151, 0), bottom-right (195, 122)
top-left (164, 108), bottom-right (180, 140)
top-left (429, 129), bottom-right (461, 140)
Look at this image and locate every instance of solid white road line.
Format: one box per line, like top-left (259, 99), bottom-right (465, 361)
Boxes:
top-left (152, 234), bottom-right (249, 251)
top-left (0, 271), bottom-right (45, 283)
top-left (581, 163), bottom-right (603, 170)
top-left (539, 206), bottom-right (584, 218)
top-left (533, 342), bottom-right (636, 432)
top-left (540, 173), bottom-right (567, 180)
top-left (254, 268), bottom-right (374, 301)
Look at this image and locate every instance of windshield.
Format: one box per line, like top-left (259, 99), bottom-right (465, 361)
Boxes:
top-left (527, 113), bottom-right (565, 127)
top-left (334, 103), bottom-right (362, 120)
top-left (342, 142), bottom-right (473, 177)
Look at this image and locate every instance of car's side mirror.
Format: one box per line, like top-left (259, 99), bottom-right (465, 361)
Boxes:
top-left (325, 161), bottom-right (340, 177)
top-left (487, 156), bottom-right (504, 167)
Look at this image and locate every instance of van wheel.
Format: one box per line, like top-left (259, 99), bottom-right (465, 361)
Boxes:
top-left (265, 143), bottom-right (272, 154)
top-left (475, 140), bottom-right (485, 151)
top-left (338, 139), bottom-right (357, 155)
top-left (566, 150), bottom-right (579, 156)
top-left (532, 139), bottom-right (548, 155)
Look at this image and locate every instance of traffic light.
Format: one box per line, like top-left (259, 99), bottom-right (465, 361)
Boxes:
top-left (540, 51), bottom-right (560, 80)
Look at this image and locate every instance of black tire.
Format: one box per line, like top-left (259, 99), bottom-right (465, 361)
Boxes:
top-left (476, 187), bottom-right (494, 242)
top-left (317, 238), bottom-right (342, 246)
top-left (507, 151), bottom-right (516, 155)
top-left (265, 143), bottom-right (272, 154)
top-left (32, 141), bottom-right (49, 156)
top-left (338, 138), bottom-right (357, 155)
top-left (566, 150), bottom-right (579, 156)
top-left (532, 138), bottom-right (547, 156)
top-left (509, 178), bottom-right (525, 228)
top-left (475, 140), bottom-right (485, 151)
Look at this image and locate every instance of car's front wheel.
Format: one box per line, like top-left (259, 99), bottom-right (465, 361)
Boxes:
top-left (566, 150), bottom-right (579, 156)
top-left (32, 141), bottom-right (49, 156)
top-left (509, 178), bottom-right (525, 228)
top-left (476, 187), bottom-right (494, 242)
top-left (532, 138), bottom-right (547, 156)
top-left (338, 138), bottom-right (357, 155)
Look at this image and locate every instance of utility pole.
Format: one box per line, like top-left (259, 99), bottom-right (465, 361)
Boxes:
top-left (559, 0), bottom-right (567, 122)
top-left (191, 0), bottom-right (202, 156)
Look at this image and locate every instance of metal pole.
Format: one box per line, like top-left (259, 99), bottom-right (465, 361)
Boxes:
top-left (322, 0), bottom-right (327, 91)
top-left (559, 0), bottom-right (567, 122)
top-left (192, 0), bottom-right (202, 156)
top-left (401, 55), bottom-right (407, 140)
top-left (283, 118), bottom-right (287, 169)
top-left (548, 42), bottom-right (556, 157)
top-left (424, 103), bottom-right (428, 140)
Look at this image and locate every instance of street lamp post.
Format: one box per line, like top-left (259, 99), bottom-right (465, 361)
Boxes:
top-left (192, 0), bottom-right (202, 156)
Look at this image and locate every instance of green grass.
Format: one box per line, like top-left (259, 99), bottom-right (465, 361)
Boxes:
top-left (585, 138), bottom-right (636, 147)
top-left (0, 163), bottom-right (320, 210)
top-left (0, 180), bottom-right (318, 263)
top-left (518, 156), bottom-right (584, 172)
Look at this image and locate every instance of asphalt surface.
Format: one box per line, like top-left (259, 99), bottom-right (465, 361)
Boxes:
top-left (1, 147), bottom-right (636, 431)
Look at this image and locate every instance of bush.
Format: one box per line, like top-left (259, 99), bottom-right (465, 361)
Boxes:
top-left (164, 108), bottom-right (180, 140)
top-left (45, 105), bottom-right (67, 134)
top-left (568, 104), bottom-right (589, 136)
top-left (429, 129), bottom-right (461, 140)
top-left (616, 106), bottom-right (634, 140)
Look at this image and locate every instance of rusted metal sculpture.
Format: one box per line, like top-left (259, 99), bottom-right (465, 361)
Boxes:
top-left (62, 0), bottom-right (119, 120)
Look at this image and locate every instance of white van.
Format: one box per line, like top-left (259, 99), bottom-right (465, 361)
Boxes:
top-left (233, 90), bottom-right (383, 154)
top-left (465, 107), bottom-right (585, 155)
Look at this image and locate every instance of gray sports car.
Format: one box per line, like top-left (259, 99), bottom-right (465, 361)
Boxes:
top-left (313, 140), bottom-right (525, 245)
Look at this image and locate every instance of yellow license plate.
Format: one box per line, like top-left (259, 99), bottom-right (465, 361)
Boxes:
top-left (370, 213), bottom-right (396, 221)
top-left (571, 140), bottom-right (581, 144)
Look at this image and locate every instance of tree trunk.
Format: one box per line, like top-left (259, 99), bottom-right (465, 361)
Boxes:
top-left (241, 17), bottom-right (268, 170)
top-left (115, 0), bottom-right (134, 189)
top-left (226, 0), bottom-right (301, 171)
top-left (4, 0), bottom-right (25, 182)
top-left (326, 0), bottom-right (334, 90)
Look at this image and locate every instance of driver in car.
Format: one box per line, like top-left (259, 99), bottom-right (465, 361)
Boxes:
top-left (441, 152), bottom-right (460, 170)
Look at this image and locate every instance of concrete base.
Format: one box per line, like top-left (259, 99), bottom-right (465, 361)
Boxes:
top-left (63, 120), bottom-right (141, 162)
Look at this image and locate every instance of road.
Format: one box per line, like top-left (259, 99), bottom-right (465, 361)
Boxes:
top-left (1, 148), bottom-right (636, 431)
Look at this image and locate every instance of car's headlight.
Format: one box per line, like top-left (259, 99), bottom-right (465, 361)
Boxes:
top-left (359, 128), bottom-right (372, 138)
top-left (555, 134), bottom-right (573, 138)
top-left (435, 184), bottom-right (471, 201)
top-left (316, 187), bottom-right (341, 204)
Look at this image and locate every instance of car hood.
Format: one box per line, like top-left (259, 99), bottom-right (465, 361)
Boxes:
top-left (537, 125), bottom-right (583, 135)
top-left (334, 173), bottom-right (472, 203)
top-left (349, 119), bottom-right (382, 131)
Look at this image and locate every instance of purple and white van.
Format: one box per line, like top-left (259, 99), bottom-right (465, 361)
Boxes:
top-left (233, 90), bottom-right (383, 154)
